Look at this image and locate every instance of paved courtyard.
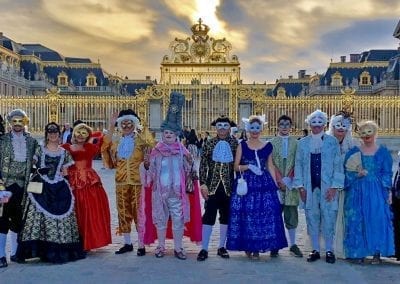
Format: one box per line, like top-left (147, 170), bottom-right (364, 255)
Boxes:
top-left (0, 160), bottom-right (399, 284)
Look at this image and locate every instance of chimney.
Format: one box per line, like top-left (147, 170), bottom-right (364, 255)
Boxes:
top-left (340, 56), bottom-right (346, 63)
top-left (145, 75), bottom-right (151, 80)
top-left (298, 70), bottom-right (306, 79)
top-left (350, 54), bottom-right (360, 63)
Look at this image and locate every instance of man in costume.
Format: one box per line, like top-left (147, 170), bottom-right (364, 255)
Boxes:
top-left (197, 115), bottom-right (238, 261)
top-left (0, 109), bottom-right (39, 268)
top-left (293, 110), bottom-right (344, 264)
top-left (325, 111), bottom-right (355, 259)
top-left (102, 109), bottom-right (154, 256)
top-left (270, 115), bottom-right (303, 257)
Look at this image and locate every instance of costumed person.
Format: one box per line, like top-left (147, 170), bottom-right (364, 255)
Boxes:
top-left (325, 111), bottom-right (355, 259)
top-left (293, 109), bottom-right (344, 264)
top-left (226, 115), bottom-right (287, 259)
top-left (343, 120), bottom-right (394, 264)
top-left (392, 152), bottom-right (400, 261)
top-left (62, 123), bottom-right (111, 251)
top-left (16, 122), bottom-right (85, 264)
top-left (197, 115), bottom-right (238, 261)
top-left (144, 91), bottom-right (202, 259)
top-left (186, 129), bottom-right (199, 159)
top-left (101, 109), bottom-right (155, 256)
top-left (270, 115), bottom-right (303, 257)
top-left (0, 109), bottom-right (39, 268)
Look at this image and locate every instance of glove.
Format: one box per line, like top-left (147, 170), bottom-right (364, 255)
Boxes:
top-left (248, 164), bottom-right (262, 176)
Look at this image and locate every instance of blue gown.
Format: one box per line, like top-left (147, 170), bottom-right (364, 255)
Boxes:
top-left (343, 146), bottom-right (394, 258)
top-left (227, 141), bottom-right (287, 252)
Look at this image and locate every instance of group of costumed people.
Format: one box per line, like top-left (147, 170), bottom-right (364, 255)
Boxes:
top-left (1, 97), bottom-right (400, 267)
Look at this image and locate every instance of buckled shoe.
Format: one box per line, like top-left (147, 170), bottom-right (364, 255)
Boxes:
top-left (217, 247), bottom-right (230, 259)
top-left (115, 244), bottom-right (133, 255)
top-left (197, 249), bottom-right (208, 261)
top-left (307, 250), bottom-right (320, 262)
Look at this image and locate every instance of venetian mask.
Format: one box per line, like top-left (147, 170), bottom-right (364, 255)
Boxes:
top-left (10, 116), bottom-right (24, 127)
top-left (74, 127), bottom-right (90, 139)
top-left (46, 124), bottom-right (59, 134)
top-left (215, 122), bottom-right (230, 130)
top-left (278, 120), bottom-right (291, 129)
top-left (249, 122), bottom-right (262, 133)
top-left (359, 126), bottom-right (376, 137)
top-left (121, 120), bottom-right (134, 130)
top-left (309, 115), bottom-right (326, 127)
top-left (333, 117), bottom-right (351, 131)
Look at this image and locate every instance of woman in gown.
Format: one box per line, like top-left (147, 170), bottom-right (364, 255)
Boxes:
top-left (62, 123), bottom-right (111, 251)
top-left (343, 120), bottom-right (394, 264)
top-left (17, 122), bottom-right (85, 263)
top-left (226, 115), bottom-right (287, 259)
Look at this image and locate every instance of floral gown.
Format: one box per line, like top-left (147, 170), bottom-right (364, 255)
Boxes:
top-left (227, 141), bottom-right (287, 252)
top-left (17, 146), bottom-right (85, 263)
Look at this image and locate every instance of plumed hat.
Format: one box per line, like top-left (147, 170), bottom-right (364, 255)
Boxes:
top-left (116, 109), bottom-right (142, 131)
top-left (210, 115), bottom-right (237, 127)
top-left (7, 109), bottom-right (30, 125)
top-left (161, 91), bottom-right (185, 133)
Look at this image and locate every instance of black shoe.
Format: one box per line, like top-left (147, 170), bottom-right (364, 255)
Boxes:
top-left (137, 247), bottom-right (146, 256)
top-left (326, 251), bottom-right (336, 264)
top-left (10, 255), bottom-right (25, 263)
top-left (270, 250), bottom-right (279, 257)
top-left (174, 249), bottom-right (187, 260)
top-left (0, 257), bottom-right (7, 268)
top-left (197, 249), bottom-right (208, 261)
top-left (307, 250), bottom-right (320, 262)
top-left (217, 247), bottom-right (230, 259)
top-left (115, 244), bottom-right (133, 255)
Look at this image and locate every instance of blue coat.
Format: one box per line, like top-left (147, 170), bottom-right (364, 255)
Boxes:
top-left (293, 134), bottom-right (344, 210)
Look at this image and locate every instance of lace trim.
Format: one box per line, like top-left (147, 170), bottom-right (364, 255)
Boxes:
top-left (40, 146), bottom-right (65, 184)
top-left (11, 132), bottom-right (27, 162)
top-left (27, 179), bottom-right (75, 220)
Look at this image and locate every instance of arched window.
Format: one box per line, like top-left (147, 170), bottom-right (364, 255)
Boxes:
top-left (86, 72), bottom-right (97, 87)
top-left (57, 71), bottom-right (68, 86)
top-left (331, 71), bottom-right (343, 86)
top-left (359, 71), bottom-right (371, 85)
top-left (276, 87), bottom-right (286, 98)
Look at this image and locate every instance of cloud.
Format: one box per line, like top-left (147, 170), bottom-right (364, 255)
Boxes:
top-left (0, 0), bottom-right (399, 84)
top-left (42, 0), bottom-right (157, 42)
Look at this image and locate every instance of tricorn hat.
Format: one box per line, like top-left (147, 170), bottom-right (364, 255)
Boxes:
top-left (160, 91), bottom-right (185, 133)
top-left (211, 115), bottom-right (236, 127)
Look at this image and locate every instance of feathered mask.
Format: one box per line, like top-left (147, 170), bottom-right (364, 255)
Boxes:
top-left (242, 114), bottom-right (267, 132)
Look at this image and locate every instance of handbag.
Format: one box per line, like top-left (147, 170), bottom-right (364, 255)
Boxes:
top-left (236, 172), bottom-right (248, 196)
top-left (27, 169), bottom-right (44, 194)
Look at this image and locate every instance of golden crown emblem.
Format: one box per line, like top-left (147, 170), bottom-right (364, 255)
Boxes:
top-left (191, 18), bottom-right (210, 37)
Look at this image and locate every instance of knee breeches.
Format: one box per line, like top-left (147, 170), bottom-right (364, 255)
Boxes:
top-left (116, 184), bottom-right (141, 234)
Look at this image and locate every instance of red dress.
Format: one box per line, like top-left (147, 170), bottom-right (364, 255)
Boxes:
top-left (62, 143), bottom-right (112, 250)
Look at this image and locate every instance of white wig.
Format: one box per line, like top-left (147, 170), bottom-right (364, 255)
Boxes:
top-left (116, 114), bottom-right (141, 130)
top-left (305, 109), bottom-right (328, 126)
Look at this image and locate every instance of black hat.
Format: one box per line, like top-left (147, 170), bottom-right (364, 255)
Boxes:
top-left (211, 115), bottom-right (236, 127)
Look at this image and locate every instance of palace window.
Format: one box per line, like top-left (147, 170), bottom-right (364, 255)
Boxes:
top-left (359, 71), bottom-right (371, 85)
top-left (276, 87), bottom-right (286, 98)
top-left (57, 71), bottom-right (68, 86)
top-left (331, 71), bottom-right (343, 86)
top-left (86, 72), bottom-right (97, 87)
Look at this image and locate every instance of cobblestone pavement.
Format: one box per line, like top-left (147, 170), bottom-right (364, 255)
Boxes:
top-left (1, 160), bottom-right (399, 284)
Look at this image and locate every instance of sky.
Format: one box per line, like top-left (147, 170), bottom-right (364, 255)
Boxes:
top-left (1, 0), bottom-right (400, 84)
